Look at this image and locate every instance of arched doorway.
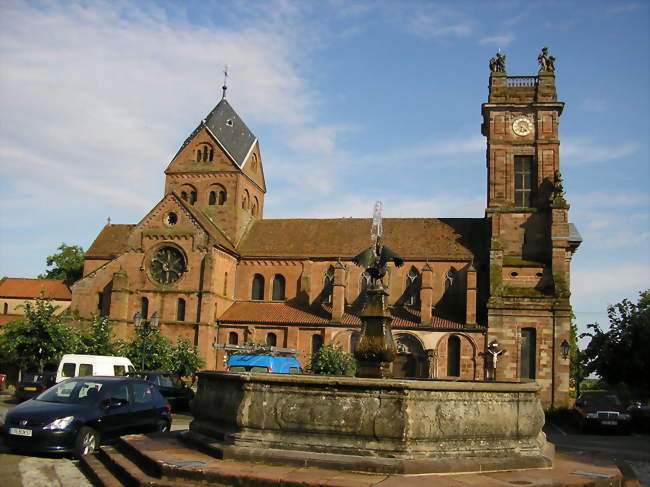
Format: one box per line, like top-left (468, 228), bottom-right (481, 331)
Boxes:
top-left (392, 333), bottom-right (427, 378)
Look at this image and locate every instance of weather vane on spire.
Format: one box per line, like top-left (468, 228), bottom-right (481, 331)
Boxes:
top-left (222, 64), bottom-right (229, 99)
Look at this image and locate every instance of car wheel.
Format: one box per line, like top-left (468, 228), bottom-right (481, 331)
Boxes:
top-left (74, 426), bottom-right (99, 457)
top-left (156, 420), bottom-right (171, 433)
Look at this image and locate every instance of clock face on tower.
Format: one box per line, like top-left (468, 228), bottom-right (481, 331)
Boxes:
top-left (512, 116), bottom-right (533, 136)
top-left (149, 246), bottom-right (185, 285)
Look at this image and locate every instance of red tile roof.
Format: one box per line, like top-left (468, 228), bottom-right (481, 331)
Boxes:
top-left (218, 301), bottom-right (482, 331)
top-left (85, 224), bottom-right (134, 259)
top-left (237, 218), bottom-right (485, 260)
top-left (0, 314), bottom-right (22, 327)
top-left (0, 278), bottom-right (71, 300)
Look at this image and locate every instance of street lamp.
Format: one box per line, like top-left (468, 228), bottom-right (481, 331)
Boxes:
top-left (560, 339), bottom-right (570, 360)
top-left (133, 311), bottom-right (160, 371)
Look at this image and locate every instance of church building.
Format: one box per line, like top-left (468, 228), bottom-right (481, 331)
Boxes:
top-left (71, 54), bottom-right (581, 408)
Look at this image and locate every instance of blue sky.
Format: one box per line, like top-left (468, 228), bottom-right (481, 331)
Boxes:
top-left (0, 0), bottom-right (648, 343)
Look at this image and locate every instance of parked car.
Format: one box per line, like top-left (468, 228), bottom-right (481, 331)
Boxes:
top-left (227, 355), bottom-right (303, 374)
top-left (55, 354), bottom-right (135, 383)
top-left (573, 391), bottom-right (631, 433)
top-left (627, 401), bottom-right (650, 433)
top-left (0, 376), bottom-right (171, 457)
top-left (126, 371), bottom-right (194, 411)
top-left (15, 372), bottom-right (56, 402)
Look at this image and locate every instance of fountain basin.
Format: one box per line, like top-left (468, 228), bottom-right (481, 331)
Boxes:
top-left (186, 371), bottom-right (553, 474)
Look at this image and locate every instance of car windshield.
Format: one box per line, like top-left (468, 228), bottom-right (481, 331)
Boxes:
top-left (156, 375), bottom-right (183, 388)
top-left (582, 394), bottom-right (622, 408)
top-left (22, 373), bottom-right (43, 382)
top-left (35, 379), bottom-right (105, 404)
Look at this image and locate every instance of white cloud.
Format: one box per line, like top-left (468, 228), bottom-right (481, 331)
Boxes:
top-left (407, 6), bottom-right (474, 38)
top-left (286, 124), bottom-right (354, 154)
top-left (478, 35), bottom-right (514, 46)
top-left (561, 138), bottom-right (639, 165)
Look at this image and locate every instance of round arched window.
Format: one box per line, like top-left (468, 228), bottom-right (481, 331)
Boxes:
top-left (149, 247), bottom-right (186, 284)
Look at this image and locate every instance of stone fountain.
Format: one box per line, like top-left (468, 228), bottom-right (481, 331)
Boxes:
top-left (182, 202), bottom-right (553, 474)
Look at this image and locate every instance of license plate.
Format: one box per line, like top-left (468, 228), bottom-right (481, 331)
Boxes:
top-left (24, 387), bottom-right (37, 391)
top-left (8, 428), bottom-right (32, 437)
top-left (602, 420), bottom-right (617, 426)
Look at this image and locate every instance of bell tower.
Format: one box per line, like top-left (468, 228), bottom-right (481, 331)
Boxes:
top-left (481, 49), bottom-right (581, 407)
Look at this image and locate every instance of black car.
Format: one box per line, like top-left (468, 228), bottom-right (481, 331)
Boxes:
top-left (126, 371), bottom-right (194, 411)
top-left (15, 372), bottom-right (57, 402)
top-left (0, 376), bottom-right (172, 457)
top-left (573, 391), bottom-right (631, 433)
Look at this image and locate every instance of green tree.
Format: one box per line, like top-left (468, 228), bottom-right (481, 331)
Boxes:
top-left (170, 338), bottom-right (204, 379)
top-left (123, 324), bottom-right (173, 371)
top-left (581, 290), bottom-right (650, 398)
top-left (0, 296), bottom-right (83, 372)
top-left (569, 319), bottom-right (587, 398)
top-left (81, 315), bottom-right (124, 356)
top-left (308, 342), bottom-right (356, 376)
top-left (39, 243), bottom-right (85, 285)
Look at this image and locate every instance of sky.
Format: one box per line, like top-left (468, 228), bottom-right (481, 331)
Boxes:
top-left (0, 0), bottom-right (648, 344)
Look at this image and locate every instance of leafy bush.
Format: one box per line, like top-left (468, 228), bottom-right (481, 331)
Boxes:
top-left (308, 342), bottom-right (356, 376)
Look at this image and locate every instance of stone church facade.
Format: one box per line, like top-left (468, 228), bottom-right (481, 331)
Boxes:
top-left (71, 64), bottom-right (581, 408)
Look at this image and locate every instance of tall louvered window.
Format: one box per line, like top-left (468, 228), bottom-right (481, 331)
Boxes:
top-left (514, 155), bottom-right (535, 207)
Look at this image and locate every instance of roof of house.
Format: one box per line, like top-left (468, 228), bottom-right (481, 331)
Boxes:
top-left (0, 278), bottom-right (71, 300)
top-left (218, 301), bottom-right (483, 331)
top-left (173, 98), bottom-right (256, 168)
top-left (85, 224), bottom-right (135, 259)
top-left (236, 218), bottom-right (486, 260)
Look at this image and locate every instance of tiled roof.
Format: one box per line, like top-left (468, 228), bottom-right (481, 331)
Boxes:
top-left (85, 224), bottom-right (134, 259)
top-left (172, 98), bottom-right (256, 168)
top-left (218, 301), bottom-right (481, 331)
top-left (0, 314), bottom-right (22, 326)
top-left (0, 278), bottom-right (71, 300)
top-left (237, 218), bottom-right (485, 260)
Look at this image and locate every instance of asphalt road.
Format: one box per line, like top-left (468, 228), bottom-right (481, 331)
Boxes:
top-left (543, 419), bottom-right (650, 484)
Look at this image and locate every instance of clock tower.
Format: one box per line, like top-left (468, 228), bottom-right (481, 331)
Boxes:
top-left (481, 49), bottom-right (581, 407)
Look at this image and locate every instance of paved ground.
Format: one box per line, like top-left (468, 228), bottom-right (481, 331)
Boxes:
top-left (0, 391), bottom-right (192, 487)
top-left (1, 391), bottom-right (647, 486)
top-left (544, 419), bottom-right (650, 485)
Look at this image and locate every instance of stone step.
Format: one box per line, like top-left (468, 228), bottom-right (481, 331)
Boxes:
top-left (79, 452), bottom-right (124, 487)
top-left (88, 442), bottom-right (211, 487)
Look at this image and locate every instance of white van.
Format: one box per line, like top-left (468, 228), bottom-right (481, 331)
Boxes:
top-left (55, 354), bottom-right (135, 383)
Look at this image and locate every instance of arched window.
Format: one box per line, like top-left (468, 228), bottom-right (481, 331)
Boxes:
top-left (521, 328), bottom-right (537, 379)
top-left (181, 191), bottom-right (188, 201)
top-left (251, 153), bottom-right (258, 171)
top-left (196, 150), bottom-right (201, 162)
top-left (141, 297), bottom-right (149, 320)
top-left (445, 268), bottom-right (456, 290)
top-left (251, 202), bottom-right (258, 217)
top-left (266, 332), bottom-right (277, 347)
top-left (242, 189), bottom-right (250, 210)
top-left (251, 274), bottom-right (265, 300)
top-left (190, 190), bottom-right (197, 205)
top-left (405, 267), bottom-right (419, 306)
top-left (323, 266), bottom-right (334, 304)
top-left (447, 335), bottom-right (461, 377)
top-left (177, 298), bottom-right (186, 321)
top-left (209, 191), bottom-right (216, 205)
top-left (360, 270), bottom-right (371, 297)
top-left (202, 145), bottom-right (209, 162)
top-left (350, 332), bottom-right (361, 353)
top-left (228, 332), bottom-right (239, 345)
top-left (209, 148), bottom-right (214, 161)
top-left (218, 188), bottom-right (226, 205)
top-left (3, 303), bottom-right (8, 314)
top-left (272, 274), bottom-right (285, 301)
top-left (312, 334), bottom-right (323, 354)
top-left (223, 272), bottom-right (228, 295)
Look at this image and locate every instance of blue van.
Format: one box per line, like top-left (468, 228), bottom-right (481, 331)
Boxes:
top-left (227, 355), bottom-right (302, 374)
